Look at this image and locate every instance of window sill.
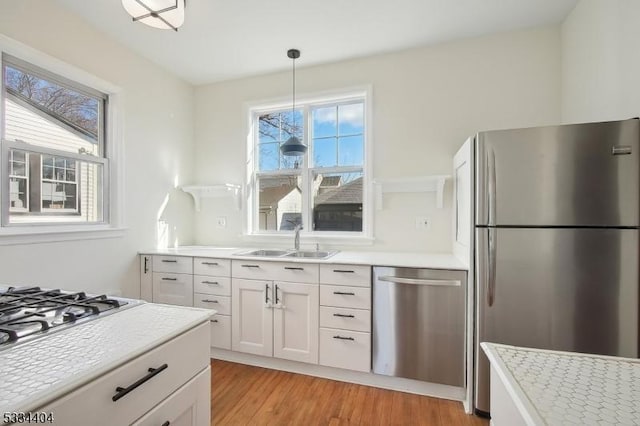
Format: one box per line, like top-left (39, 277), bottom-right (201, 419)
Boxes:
top-left (0, 225), bottom-right (127, 246)
top-left (241, 233), bottom-right (375, 247)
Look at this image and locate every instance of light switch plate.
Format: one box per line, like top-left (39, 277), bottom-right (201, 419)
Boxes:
top-left (216, 216), bottom-right (227, 228)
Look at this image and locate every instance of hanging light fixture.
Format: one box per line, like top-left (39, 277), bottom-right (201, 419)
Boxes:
top-left (122, 0), bottom-right (185, 31)
top-left (280, 49), bottom-right (308, 157)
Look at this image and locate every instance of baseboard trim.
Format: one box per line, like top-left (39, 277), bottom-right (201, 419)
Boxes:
top-left (210, 348), bottom-right (465, 401)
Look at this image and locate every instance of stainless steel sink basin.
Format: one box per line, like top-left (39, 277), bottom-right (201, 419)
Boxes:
top-left (284, 250), bottom-right (338, 259)
top-left (236, 249), bottom-right (291, 257)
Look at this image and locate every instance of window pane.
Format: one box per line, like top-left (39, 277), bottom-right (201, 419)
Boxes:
top-left (258, 114), bottom-right (280, 143)
top-left (3, 64), bottom-right (102, 156)
top-left (338, 135), bottom-right (364, 166)
top-left (259, 143), bottom-right (279, 171)
top-left (312, 171), bottom-right (363, 232)
top-left (313, 137), bottom-right (337, 167)
top-left (338, 103), bottom-right (364, 136)
top-left (281, 110), bottom-right (303, 139)
top-left (257, 175), bottom-right (302, 231)
top-left (9, 177), bottom-right (28, 211)
top-left (9, 149), bottom-right (104, 224)
top-left (312, 106), bottom-right (337, 138)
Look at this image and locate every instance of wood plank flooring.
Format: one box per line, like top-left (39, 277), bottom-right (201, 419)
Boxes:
top-left (211, 360), bottom-right (489, 425)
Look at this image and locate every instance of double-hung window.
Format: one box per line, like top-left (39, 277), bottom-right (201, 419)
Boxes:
top-left (1, 54), bottom-right (109, 226)
top-left (249, 90), bottom-right (370, 238)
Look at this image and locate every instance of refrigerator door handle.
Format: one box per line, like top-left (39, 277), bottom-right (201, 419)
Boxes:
top-left (488, 147), bottom-right (496, 226)
top-left (488, 227), bottom-right (496, 306)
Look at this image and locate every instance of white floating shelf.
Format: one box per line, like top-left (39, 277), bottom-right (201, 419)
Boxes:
top-left (372, 175), bottom-right (450, 210)
top-left (180, 184), bottom-right (242, 211)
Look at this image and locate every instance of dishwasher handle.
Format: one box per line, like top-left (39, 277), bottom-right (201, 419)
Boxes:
top-left (377, 276), bottom-right (461, 287)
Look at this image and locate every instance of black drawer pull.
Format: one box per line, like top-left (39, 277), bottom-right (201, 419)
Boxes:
top-left (241, 264), bottom-right (260, 268)
top-left (143, 256), bottom-right (149, 274)
top-left (212, 319), bottom-right (219, 323)
top-left (333, 269), bottom-right (355, 273)
top-left (333, 335), bottom-right (355, 341)
top-left (162, 421), bottom-right (170, 426)
top-left (333, 313), bottom-right (355, 318)
top-left (333, 291), bottom-right (355, 296)
top-left (161, 259), bottom-right (178, 263)
top-left (202, 281), bottom-right (219, 285)
top-left (112, 364), bottom-right (168, 402)
top-left (162, 277), bottom-right (177, 281)
top-left (284, 267), bottom-right (304, 271)
top-left (201, 262), bottom-right (219, 266)
top-left (202, 299), bottom-right (219, 303)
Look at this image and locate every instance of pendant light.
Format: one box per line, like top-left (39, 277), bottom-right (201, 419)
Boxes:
top-left (122, 0), bottom-right (185, 31)
top-left (280, 49), bottom-right (308, 157)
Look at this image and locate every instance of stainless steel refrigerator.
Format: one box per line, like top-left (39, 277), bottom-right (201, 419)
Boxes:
top-left (474, 118), bottom-right (640, 415)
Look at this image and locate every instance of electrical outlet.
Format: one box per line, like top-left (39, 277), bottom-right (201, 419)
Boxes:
top-left (415, 216), bottom-right (431, 230)
top-left (216, 216), bottom-right (227, 228)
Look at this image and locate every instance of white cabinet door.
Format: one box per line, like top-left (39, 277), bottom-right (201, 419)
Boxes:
top-left (273, 282), bottom-right (319, 364)
top-left (232, 278), bottom-right (273, 356)
top-left (132, 366), bottom-right (211, 426)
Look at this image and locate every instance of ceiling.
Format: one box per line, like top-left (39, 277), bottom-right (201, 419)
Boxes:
top-left (53, 0), bottom-right (579, 85)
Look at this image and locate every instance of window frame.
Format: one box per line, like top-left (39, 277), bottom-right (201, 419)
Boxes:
top-left (245, 87), bottom-right (373, 243)
top-left (0, 35), bottom-right (124, 244)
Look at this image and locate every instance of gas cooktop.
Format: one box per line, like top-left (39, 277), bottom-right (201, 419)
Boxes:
top-left (0, 286), bottom-right (142, 350)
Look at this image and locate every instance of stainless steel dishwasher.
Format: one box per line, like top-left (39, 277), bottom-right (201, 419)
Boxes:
top-left (372, 267), bottom-right (466, 387)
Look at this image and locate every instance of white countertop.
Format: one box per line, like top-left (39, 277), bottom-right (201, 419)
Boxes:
top-left (482, 343), bottom-right (640, 426)
top-left (0, 303), bottom-right (213, 414)
top-left (140, 246), bottom-right (468, 270)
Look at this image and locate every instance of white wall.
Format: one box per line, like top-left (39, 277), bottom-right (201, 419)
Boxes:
top-left (561, 0), bottom-right (640, 122)
top-left (0, 1), bottom-right (195, 297)
top-left (194, 27), bottom-right (562, 252)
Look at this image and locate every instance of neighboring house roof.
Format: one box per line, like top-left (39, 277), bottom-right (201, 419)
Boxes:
top-left (6, 87), bottom-right (98, 143)
top-left (259, 185), bottom-right (300, 208)
top-left (315, 177), bottom-right (363, 205)
top-left (320, 175), bottom-right (341, 187)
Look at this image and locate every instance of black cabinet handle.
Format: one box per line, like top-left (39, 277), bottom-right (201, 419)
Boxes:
top-left (112, 364), bottom-right (168, 402)
top-left (212, 319), bottom-right (219, 323)
top-left (333, 291), bottom-right (355, 296)
top-left (143, 257), bottom-right (149, 274)
top-left (201, 262), bottom-right (219, 266)
top-left (333, 335), bottom-right (355, 341)
top-left (162, 421), bottom-right (170, 426)
top-left (202, 299), bottom-right (219, 304)
top-left (333, 269), bottom-right (355, 273)
top-left (275, 284), bottom-right (280, 305)
top-left (241, 264), bottom-right (260, 268)
top-left (333, 313), bottom-right (355, 318)
top-left (284, 266), bottom-right (304, 271)
top-left (202, 281), bottom-right (219, 285)
top-left (265, 283), bottom-right (270, 304)
top-left (162, 277), bottom-right (177, 281)
top-left (162, 260), bottom-right (178, 263)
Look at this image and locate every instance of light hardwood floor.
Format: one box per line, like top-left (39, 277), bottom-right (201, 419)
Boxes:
top-left (211, 360), bottom-right (489, 425)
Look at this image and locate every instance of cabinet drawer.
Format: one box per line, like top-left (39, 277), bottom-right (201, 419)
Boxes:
top-left (193, 257), bottom-right (231, 277)
top-left (194, 294), bottom-right (231, 315)
top-left (319, 328), bottom-right (371, 372)
top-left (152, 273), bottom-right (193, 306)
top-left (320, 264), bottom-right (371, 287)
top-left (43, 322), bottom-right (210, 426)
top-left (320, 285), bottom-right (371, 309)
top-left (152, 255), bottom-right (193, 274)
top-left (210, 315), bottom-right (231, 350)
top-left (132, 366), bottom-right (210, 426)
top-left (232, 260), bottom-right (319, 283)
top-left (194, 275), bottom-right (231, 296)
top-left (320, 306), bottom-right (370, 332)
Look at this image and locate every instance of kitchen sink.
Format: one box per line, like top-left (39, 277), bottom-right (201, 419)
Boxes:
top-left (233, 249), bottom-right (339, 259)
top-left (284, 250), bottom-right (338, 259)
top-left (236, 249), bottom-right (291, 257)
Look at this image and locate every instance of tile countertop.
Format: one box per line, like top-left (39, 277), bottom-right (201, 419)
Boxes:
top-left (481, 343), bottom-right (640, 426)
top-left (139, 246), bottom-right (469, 270)
top-left (0, 303), bottom-right (214, 414)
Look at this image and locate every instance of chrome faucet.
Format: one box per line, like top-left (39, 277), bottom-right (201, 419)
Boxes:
top-left (293, 224), bottom-right (303, 251)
